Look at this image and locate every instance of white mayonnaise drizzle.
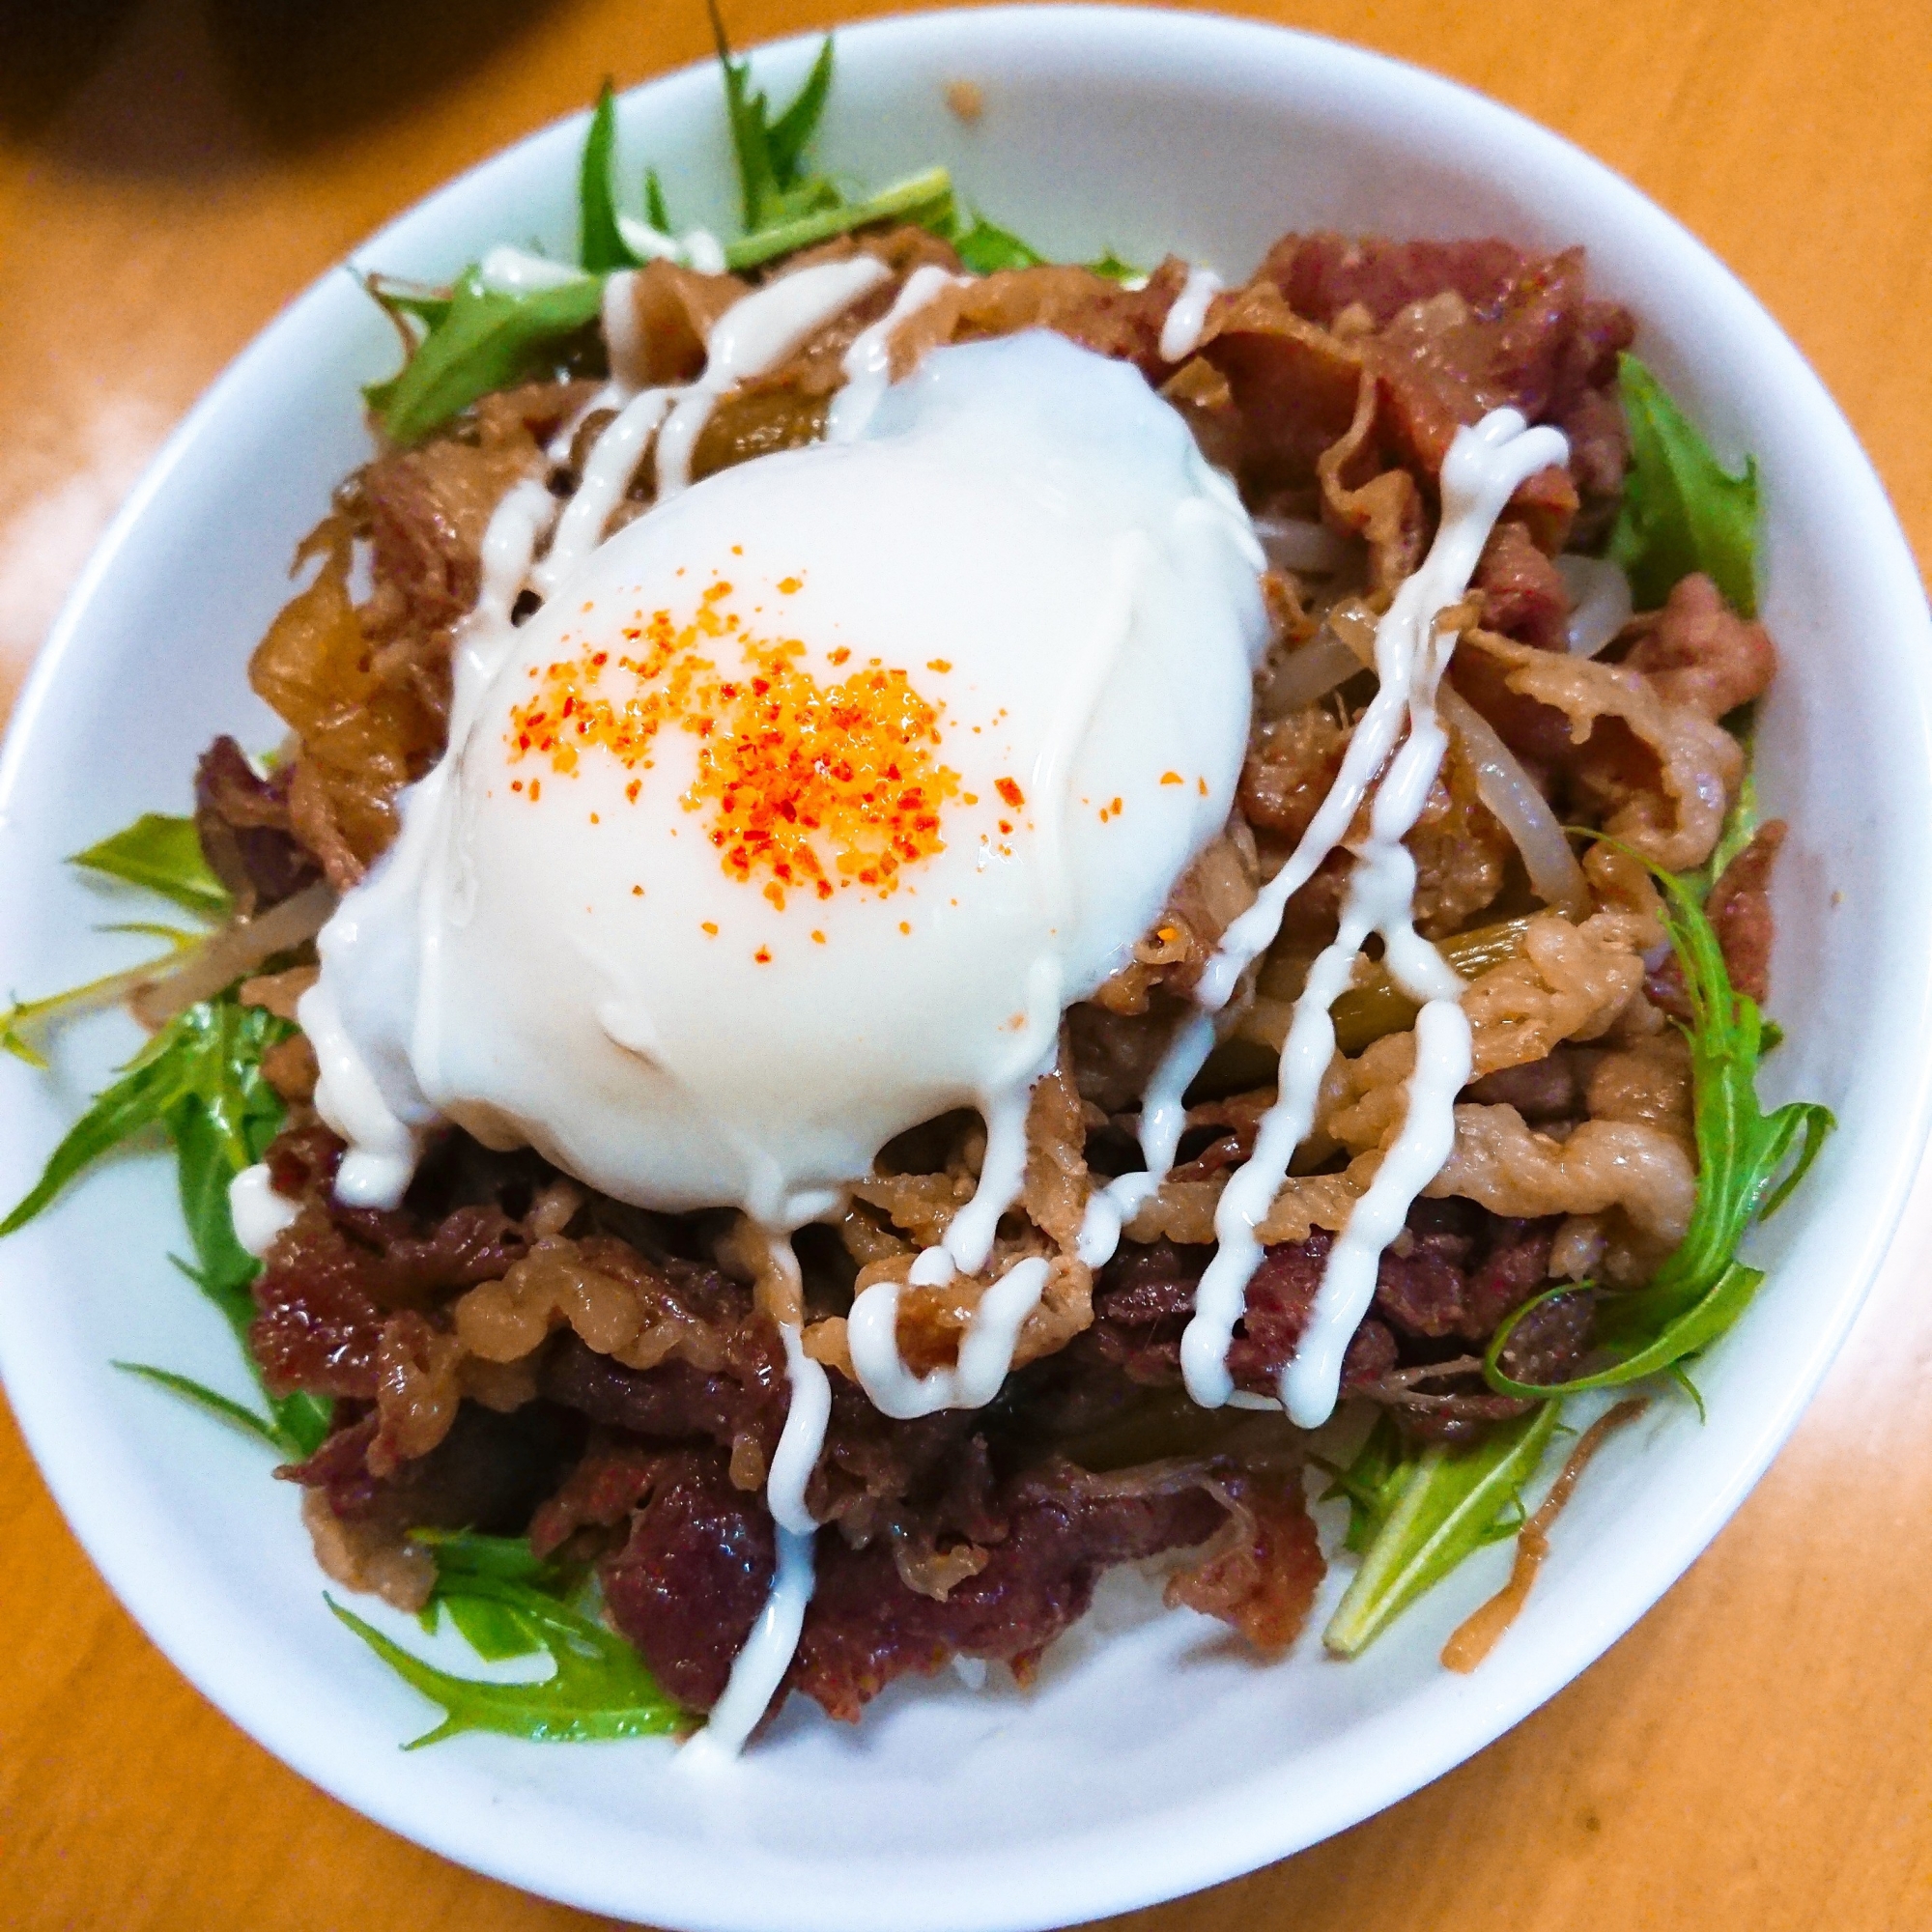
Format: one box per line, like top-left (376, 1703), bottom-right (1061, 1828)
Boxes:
top-left (614, 213), bottom-right (727, 275)
top-left (681, 1236), bottom-right (837, 1763)
top-left (229, 1161), bottom-right (298, 1259)
top-left (653, 258), bottom-right (891, 499)
top-left (1158, 266), bottom-right (1224, 362)
top-left (678, 1522), bottom-right (816, 1768)
top-left (842, 518), bottom-right (1144, 1396)
top-left (477, 245), bottom-right (589, 296)
top-left (532, 385), bottom-right (673, 594)
top-left (850, 1256), bottom-right (1051, 1420)
top-left (1177, 410), bottom-right (1569, 1427)
top-left (1074, 1009), bottom-right (1215, 1265)
top-left (826, 266), bottom-right (964, 443)
top-left (766, 1315), bottom-right (831, 1536)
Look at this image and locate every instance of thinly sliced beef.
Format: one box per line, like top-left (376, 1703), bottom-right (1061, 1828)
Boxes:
top-left (193, 734), bottom-right (321, 914)
top-left (1622, 572), bottom-right (1776, 721)
top-left (601, 1451), bottom-right (778, 1710)
top-left (1093, 1207), bottom-right (1565, 1384)
top-left (1650, 818), bottom-right (1787, 1017)
top-left (786, 1462), bottom-right (1226, 1722)
top-left (1259, 233), bottom-right (1635, 517)
top-left (1476, 521), bottom-right (1571, 651)
top-left (281, 1402), bottom-right (582, 1536)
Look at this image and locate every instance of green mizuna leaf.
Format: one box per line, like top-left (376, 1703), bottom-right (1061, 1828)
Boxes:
top-left (1610, 354), bottom-right (1760, 616)
top-left (1084, 249), bottom-right (1148, 285)
top-left (948, 213), bottom-right (1044, 275)
top-left (710, 5), bottom-right (838, 232)
top-left (943, 212), bottom-right (1144, 284)
top-left (329, 1580), bottom-right (689, 1746)
top-left (1, 941), bottom-right (194, 1069)
top-left (1485, 849), bottom-right (1833, 1402)
top-left (1315, 1411), bottom-right (1410, 1556)
top-left (366, 269), bottom-right (604, 447)
top-left (412, 1529), bottom-right (589, 1662)
top-left (113, 1361), bottom-right (291, 1452)
top-left (1322, 1402), bottom-right (1562, 1659)
top-left (644, 168), bottom-right (673, 235)
top-left (579, 80), bottom-right (639, 273)
top-left (4, 990), bottom-right (332, 1457)
top-left (723, 166), bottom-right (954, 272)
top-left (360, 271), bottom-right (455, 333)
top-left (70, 814), bottom-right (230, 920)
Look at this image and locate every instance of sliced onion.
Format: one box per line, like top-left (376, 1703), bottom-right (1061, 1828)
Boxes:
top-left (130, 880), bottom-right (336, 1027)
top-left (1259, 628), bottom-right (1360, 718)
top-left (1253, 513), bottom-right (1353, 576)
top-left (1438, 686), bottom-right (1590, 917)
top-left (1556, 554), bottom-right (1634, 657)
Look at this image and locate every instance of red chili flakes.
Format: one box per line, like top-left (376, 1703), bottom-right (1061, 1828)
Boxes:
top-left (827, 646), bottom-right (850, 667)
top-left (995, 776), bottom-right (1025, 809)
top-left (505, 578), bottom-right (961, 903)
top-left (632, 885), bottom-right (644, 896)
top-left (753, 946), bottom-right (772, 964)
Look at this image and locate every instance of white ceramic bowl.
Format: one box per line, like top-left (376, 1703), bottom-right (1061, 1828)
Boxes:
top-left (3, 8), bottom-right (1929, 1927)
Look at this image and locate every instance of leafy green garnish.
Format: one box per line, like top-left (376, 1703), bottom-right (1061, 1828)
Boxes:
top-left (4, 811), bottom-right (228, 1065)
top-left (949, 213), bottom-right (1044, 275)
top-left (644, 168), bottom-right (672, 235)
top-left (71, 813), bottom-right (230, 919)
top-left (722, 165), bottom-right (954, 272)
top-left (2, 939), bottom-right (194, 1068)
top-left (1485, 852), bottom-right (1833, 1402)
top-left (1085, 249), bottom-right (1147, 286)
top-left (1610, 354), bottom-right (1760, 616)
top-left (328, 1574), bottom-right (688, 1746)
top-left (1322, 1403), bottom-right (1561, 1658)
top-left (366, 269), bottom-right (604, 447)
top-left (943, 213), bottom-right (1144, 284)
top-left (113, 1360), bottom-right (291, 1452)
top-left (412, 1527), bottom-right (589, 1662)
top-left (1707, 768), bottom-right (1759, 887)
top-left (578, 79), bottom-right (636, 274)
top-left (3, 990), bottom-right (331, 1457)
top-left (712, 6), bottom-right (838, 234)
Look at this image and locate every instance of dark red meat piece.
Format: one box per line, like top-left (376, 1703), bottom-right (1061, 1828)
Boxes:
top-left (193, 734), bottom-right (321, 914)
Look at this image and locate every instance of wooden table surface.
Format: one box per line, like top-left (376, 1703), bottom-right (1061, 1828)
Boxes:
top-left (4, 0), bottom-right (1930, 1925)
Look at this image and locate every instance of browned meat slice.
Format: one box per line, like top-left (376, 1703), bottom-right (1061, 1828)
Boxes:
top-left (193, 734), bottom-right (321, 914)
top-left (1476, 520), bottom-right (1571, 651)
top-left (279, 1402), bottom-right (582, 1537)
top-left (1649, 819), bottom-right (1788, 1017)
top-left (1622, 571), bottom-right (1777, 721)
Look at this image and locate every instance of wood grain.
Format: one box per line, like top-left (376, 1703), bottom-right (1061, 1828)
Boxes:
top-left (2, 1), bottom-right (1928, 1925)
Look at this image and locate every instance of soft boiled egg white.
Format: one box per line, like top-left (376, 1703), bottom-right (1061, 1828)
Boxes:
top-left (303, 331), bottom-right (1267, 1226)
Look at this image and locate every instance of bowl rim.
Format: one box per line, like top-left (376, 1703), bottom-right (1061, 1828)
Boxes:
top-left (5, 7), bottom-right (1932, 1928)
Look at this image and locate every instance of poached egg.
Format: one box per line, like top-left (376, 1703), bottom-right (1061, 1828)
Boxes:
top-left (301, 330), bottom-right (1266, 1225)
